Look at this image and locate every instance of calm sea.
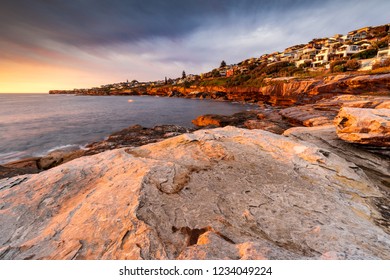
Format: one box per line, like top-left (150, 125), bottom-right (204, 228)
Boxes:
top-left (0, 94), bottom-right (256, 164)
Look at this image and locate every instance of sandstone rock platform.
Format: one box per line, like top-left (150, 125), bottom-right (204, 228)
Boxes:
top-left (0, 125), bottom-right (191, 180)
top-left (280, 95), bottom-right (390, 127)
top-left (1, 127), bottom-right (389, 259)
top-left (334, 107), bottom-right (390, 147)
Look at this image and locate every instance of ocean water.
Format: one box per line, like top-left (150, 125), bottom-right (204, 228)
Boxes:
top-left (0, 94), bottom-right (256, 164)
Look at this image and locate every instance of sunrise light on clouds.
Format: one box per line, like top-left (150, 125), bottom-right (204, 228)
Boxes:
top-left (1, 0), bottom-right (390, 93)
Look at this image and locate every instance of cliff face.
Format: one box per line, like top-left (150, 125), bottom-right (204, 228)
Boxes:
top-left (1, 127), bottom-right (389, 260)
top-left (146, 81), bottom-right (322, 106)
top-left (313, 74), bottom-right (390, 95)
top-left (49, 73), bottom-right (390, 106)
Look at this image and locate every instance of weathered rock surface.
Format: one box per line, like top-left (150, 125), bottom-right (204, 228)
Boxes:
top-left (192, 111), bottom-right (291, 134)
top-left (0, 151), bottom-right (85, 180)
top-left (192, 111), bottom-right (259, 127)
top-left (284, 125), bottom-right (390, 190)
top-left (0, 157), bottom-right (41, 176)
top-left (334, 107), bottom-right (390, 146)
top-left (284, 125), bottom-right (390, 231)
top-left (310, 73), bottom-right (390, 96)
top-left (0, 125), bottom-right (191, 180)
top-left (1, 127), bottom-right (389, 260)
top-left (280, 95), bottom-right (390, 127)
top-left (84, 124), bottom-right (191, 155)
top-left (0, 164), bottom-right (38, 180)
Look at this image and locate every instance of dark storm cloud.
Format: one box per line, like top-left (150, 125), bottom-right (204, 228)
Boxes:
top-left (0, 0), bottom-right (319, 47)
top-left (1, 0), bottom-right (390, 88)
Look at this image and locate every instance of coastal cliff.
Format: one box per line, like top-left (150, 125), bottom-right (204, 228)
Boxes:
top-left (50, 73), bottom-right (390, 106)
top-left (150, 73), bottom-right (390, 105)
top-left (1, 126), bottom-right (389, 260)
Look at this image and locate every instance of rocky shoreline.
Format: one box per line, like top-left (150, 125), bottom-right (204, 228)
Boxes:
top-left (1, 94), bottom-right (389, 179)
top-left (50, 73), bottom-right (390, 106)
top-left (0, 93), bottom-right (389, 259)
top-left (0, 125), bottom-right (193, 179)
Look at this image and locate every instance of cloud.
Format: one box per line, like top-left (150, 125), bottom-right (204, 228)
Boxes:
top-left (0, 0), bottom-right (329, 49)
top-left (0, 0), bottom-right (389, 91)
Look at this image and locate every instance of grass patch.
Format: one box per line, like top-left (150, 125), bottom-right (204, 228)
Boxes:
top-left (369, 66), bottom-right (390, 74)
top-left (198, 78), bottom-right (229, 87)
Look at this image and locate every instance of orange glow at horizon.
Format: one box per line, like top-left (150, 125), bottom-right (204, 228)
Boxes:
top-left (0, 60), bottom-right (113, 93)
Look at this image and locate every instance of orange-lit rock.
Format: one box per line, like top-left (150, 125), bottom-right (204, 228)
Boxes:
top-left (280, 94), bottom-right (390, 127)
top-left (0, 125), bottom-right (191, 180)
top-left (334, 107), bottom-right (390, 146)
top-left (191, 111), bottom-right (258, 127)
top-left (1, 127), bottom-right (389, 259)
top-left (51, 73), bottom-right (390, 106)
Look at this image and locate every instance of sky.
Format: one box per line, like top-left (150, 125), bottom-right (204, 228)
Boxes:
top-left (0, 0), bottom-right (389, 93)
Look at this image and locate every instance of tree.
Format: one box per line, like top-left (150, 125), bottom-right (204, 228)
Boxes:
top-left (220, 60), bottom-right (227, 68)
top-left (182, 70), bottom-right (186, 79)
top-left (165, 76), bottom-right (168, 85)
top-left (211, 69), bottom-right (220, 77)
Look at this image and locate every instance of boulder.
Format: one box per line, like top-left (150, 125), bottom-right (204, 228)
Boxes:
top-left (243, 119), bottom-right (288, 134)
top-left (1, 127), bottom-right (389, 260)
top-left (192, 111), bottom-right (259, 127)
top-left (0, 158), bottom-right (41, 179)
top-left (334, 107), bottom-right (390, 146)
top-left (279, 106), bottom-right (335, 127)
top-left (38, 149), bottom-right (86, 170)
top-left (192, 111), bottom-right (291, 134)
top-left (280, 95), bottom-right (390, 127)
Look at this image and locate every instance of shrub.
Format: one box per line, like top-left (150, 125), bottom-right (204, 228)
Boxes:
top-left (382, 57), bottom-right (390, 67)
top-left (333, 65), bottom-right (346, 72)
top-left (263, 61), bottom-right (290, 75)
top-left (299, 61), bottom-right (312, 68)
top-left (351, 48), bottom-right (377, 59)
top-left (240, 75), bottom-right (251, 83)
top-left (183, 81), bottom-right (191, 88)
top-left (211, 69), bottom-right (220, 77)
top-left (278, 66), bottom-right (299, 76)
top-left (330, 60), bottom-right (347, 73)
top-left (345, 59), bottom-right (361, 71)
top-left (373, 37), bottom-right (390, 49)
top-left (248, 64), bottom-right (257, 71)
top-left (372, 57), bottom-right (390, 70)
top-left (377, 32), bottom-right (389, 39)
top-left (252, 63), bottom-right (268, 74)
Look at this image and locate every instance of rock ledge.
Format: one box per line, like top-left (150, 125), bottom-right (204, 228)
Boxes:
top-left (0, 127), bottom-right (389, 259)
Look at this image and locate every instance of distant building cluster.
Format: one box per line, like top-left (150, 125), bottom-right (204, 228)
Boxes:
top-left (202, 23), bottom-right (390, 78)
top-left (66, 79), bottom-right (168, 94)
top-left (54, 23), bottom-right (390, 94)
